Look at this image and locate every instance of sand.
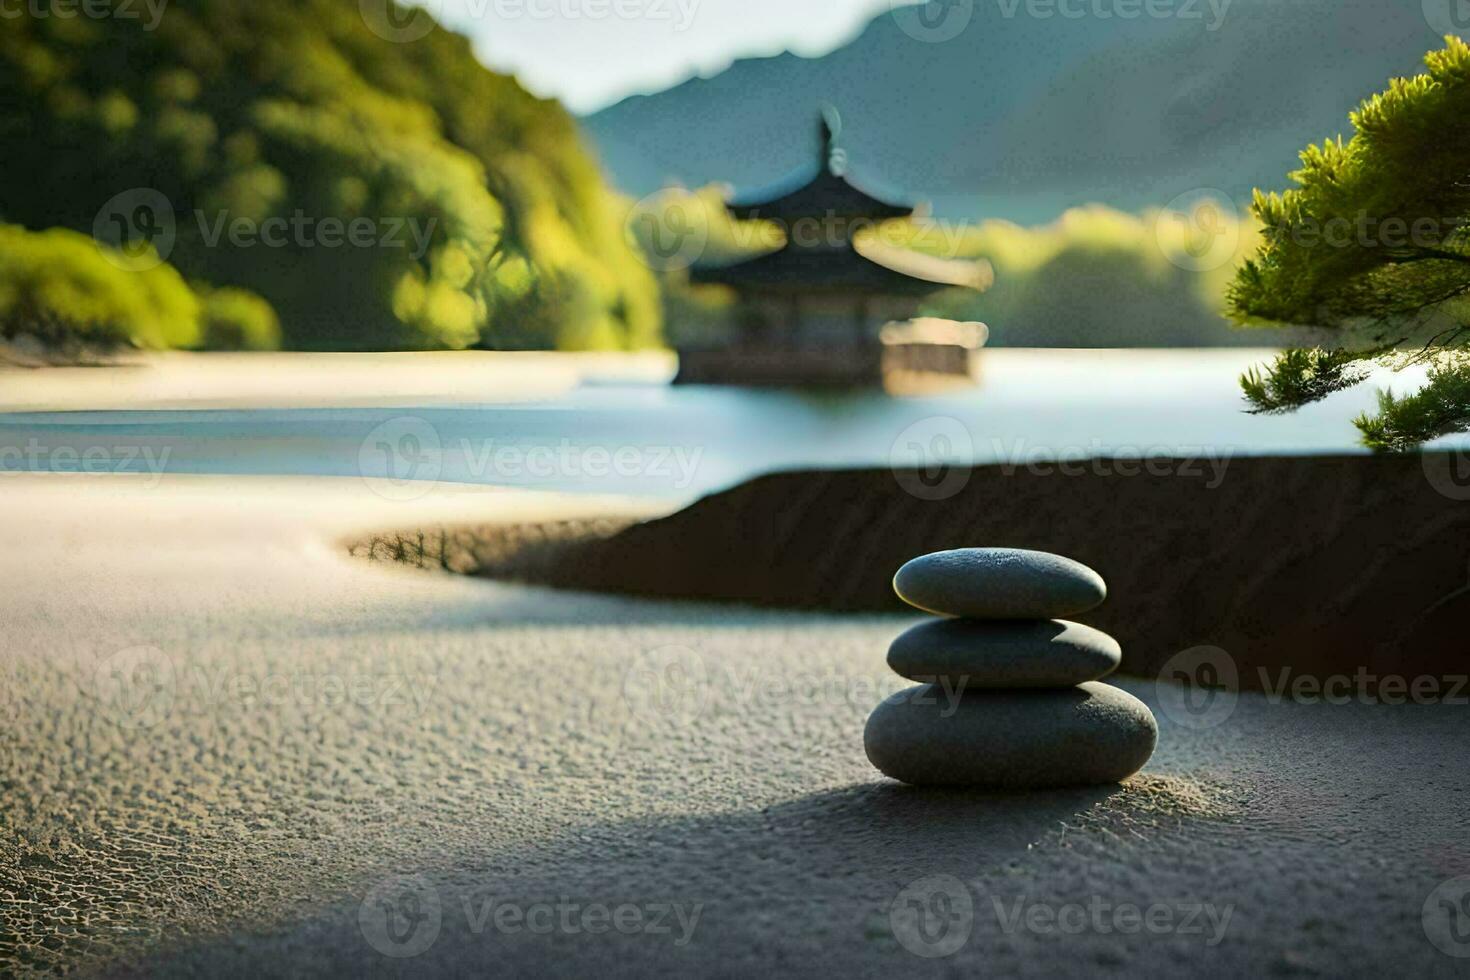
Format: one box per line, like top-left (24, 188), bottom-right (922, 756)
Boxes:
top-left (0, 350), bottom-right (675, 411)
top-left (3, 472), bottom-right (1469, 977)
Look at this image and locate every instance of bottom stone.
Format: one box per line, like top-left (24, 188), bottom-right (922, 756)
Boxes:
top-left (863, 681), bottom-right (1158, 788)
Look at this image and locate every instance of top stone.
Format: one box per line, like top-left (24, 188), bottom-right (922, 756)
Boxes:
top-left (893, 548), bottom-right (1106, 619)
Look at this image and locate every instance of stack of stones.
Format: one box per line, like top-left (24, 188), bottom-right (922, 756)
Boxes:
top-left (864, 548), bottom-right (1158, 788)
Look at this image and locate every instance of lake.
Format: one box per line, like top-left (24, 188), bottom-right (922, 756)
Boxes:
top-left (0, 349), bottom-right (1458, 500)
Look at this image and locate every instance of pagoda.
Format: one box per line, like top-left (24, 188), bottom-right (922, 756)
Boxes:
top-left (678, 110), bottom-right (988, 386)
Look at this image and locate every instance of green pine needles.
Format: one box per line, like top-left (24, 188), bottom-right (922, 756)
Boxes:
top-left (1230, 36), bottom-right (1470, 450)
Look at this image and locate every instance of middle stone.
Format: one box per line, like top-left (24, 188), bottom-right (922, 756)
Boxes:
top-left (887, 618), bottom-right (1122, 688)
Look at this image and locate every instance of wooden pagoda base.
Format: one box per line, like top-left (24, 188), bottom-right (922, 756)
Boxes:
top-left (674, 321), bottom-right (986, 390)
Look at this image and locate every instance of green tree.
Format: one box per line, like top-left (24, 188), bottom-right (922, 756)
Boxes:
top-left (1229, 37), bottom-right (1470, 450)
top-left (919, 205), bottom-right (1263, 348)
top-left (0, 223), bottom-right (278, 353)
top-left (0, 0), bottom-right (659, 352)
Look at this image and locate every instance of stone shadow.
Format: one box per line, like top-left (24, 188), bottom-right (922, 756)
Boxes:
top-left (123, 781), bottom-right (1125, 978)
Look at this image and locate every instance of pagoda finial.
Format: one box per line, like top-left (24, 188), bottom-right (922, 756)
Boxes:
top-left (819, 104), bottom-right (845, 176)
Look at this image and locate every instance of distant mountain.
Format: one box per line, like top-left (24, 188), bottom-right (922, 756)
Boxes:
top-left (583, 0), bottom-right (1444, 222)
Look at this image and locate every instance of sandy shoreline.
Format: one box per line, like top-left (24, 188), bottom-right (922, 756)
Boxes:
top-left (2, 471), bottom-right (1467, 976)
top-left (0, 350), bottom-right (676, 412)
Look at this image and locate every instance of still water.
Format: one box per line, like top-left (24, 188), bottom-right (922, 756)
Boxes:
top-left (0, 349), bottom-right (1457, 499)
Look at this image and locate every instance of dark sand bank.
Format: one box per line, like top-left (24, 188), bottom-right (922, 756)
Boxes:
top-left (352, 453), bottom-right (1470, 688)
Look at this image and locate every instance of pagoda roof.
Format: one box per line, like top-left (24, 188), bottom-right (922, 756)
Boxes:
top-left (691, 111), bottom-right (989, 297)
top-left (723, 114), bottom-right (915, 222)
top-left (691, 238), bottom-right (990, 295)
top-left (726, 164), bottom-right (915, 223)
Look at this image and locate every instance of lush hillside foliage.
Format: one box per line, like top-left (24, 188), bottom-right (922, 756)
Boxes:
top-left (916, 205), bottom-right (1263, 347)
top-left (1229, 37), bottom-right (1470, 450)
top-left (0, 0), bottom-right (659, 351)
top-left (0, 224), bottom-right (279, 354)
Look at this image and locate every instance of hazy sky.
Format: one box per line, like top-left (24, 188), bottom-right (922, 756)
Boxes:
top-left (427, 0), bottom-right (903, 114)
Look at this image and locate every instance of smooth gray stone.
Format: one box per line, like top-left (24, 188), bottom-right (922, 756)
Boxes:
top-left (863, 681), bottom-right (1157, 788)
top-left (887, 618), bottom-right (1120, 688)
top-left (893, 548), bottom-right (1106, 619)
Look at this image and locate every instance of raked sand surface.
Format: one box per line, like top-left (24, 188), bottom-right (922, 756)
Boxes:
top-left (3, 472), bottom-right (1470, 977)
